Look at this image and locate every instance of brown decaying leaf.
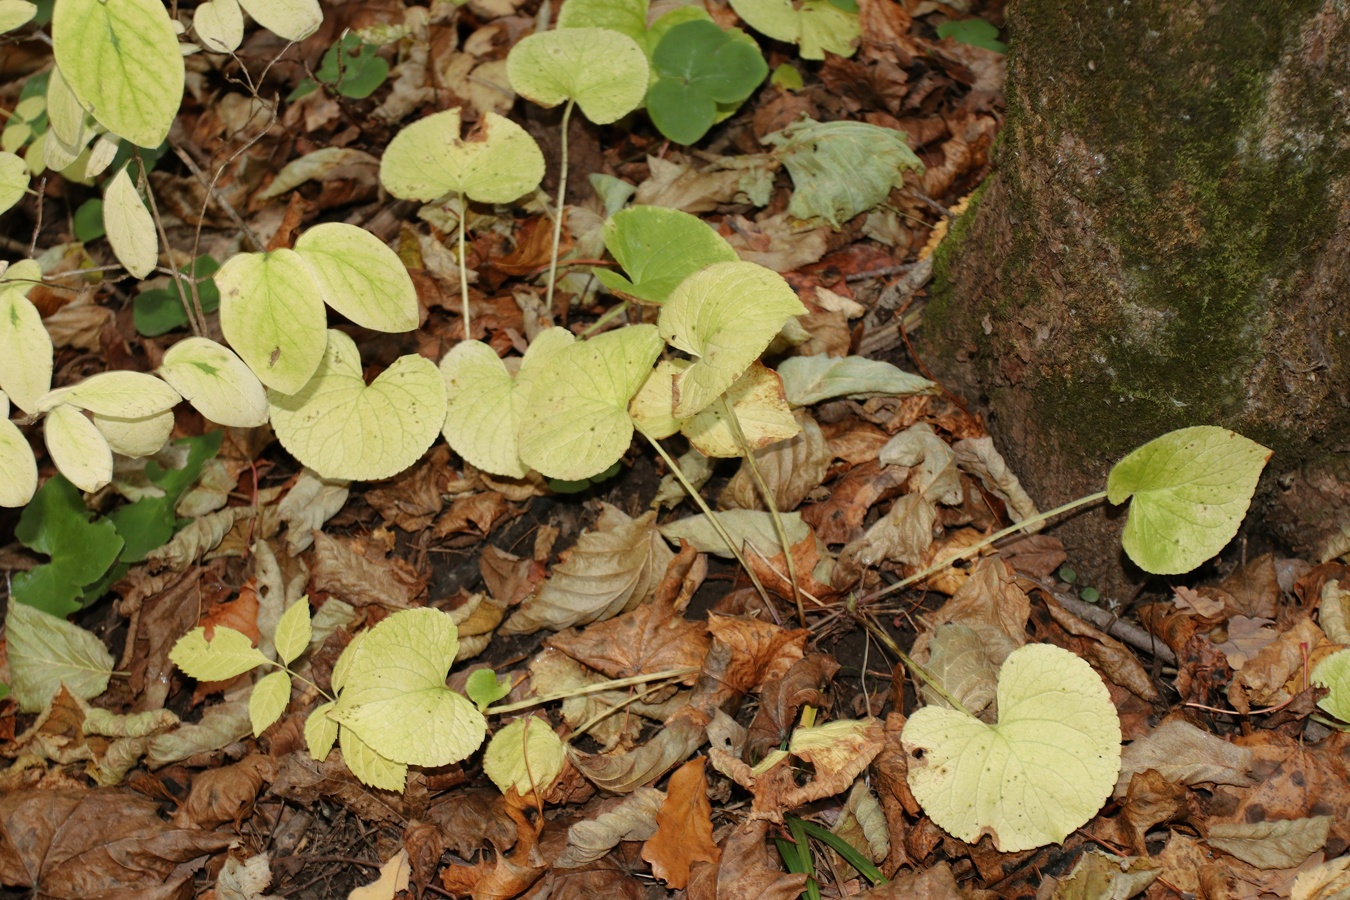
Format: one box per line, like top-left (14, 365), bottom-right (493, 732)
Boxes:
top-left (641, 757), bottom-right (720, 889)
top-left (870, 713), bottom-right (917, 876)
top-left (836, 492), bottom-right (938, 584)
top-left (744, 528), bottom-right (839, 604)
top-left (721, 412), bottom-right (831, 513)
top-left (363, 452), bottom-right (446, 531)
top-left (434, 491), bottom-right (513, 539)
top-left (426, 788), bottom-right (520, 857)
top-left (853, 860), bottom-right (962, 899)
top-left (270, 750), bottom-right (410, 825)
top-left (653, 540), bottom-right (707, 612)
top-left (568, 706), bottom-right (709, 794)
top-left (308, 530), bottom-right (425, 609)
top-left (706, 614), bottom-right (808, 695)
top-left (546, 598), bottom-right (710, 684)
top-left (1094, 769), bottom-right (1189, 857)
top-left (801, 460), bottom-right (909, 546)
top-left (532, 859), bottom-right (646, 900)
top-left (1115, 718), bottom-right (1255, 798)
top-left (994, 533), bottom-right (1066, 579)
top-left (0, 788), bottom-right (234, 899)
top-left (911, 557), bottom-right (1029, 666)
top-left (552, 787), bottom-right (664, 869)
top-left (172, 753), bottom-right (276, 830)
top-left (746, 653), bottom-right (839, 762)
top-left (1214, 615), bottom-right (1280, 671)
top-left (117, 565), bottom-right (216, 712)
top-left (1218, 552), bottom-right (1283, 620)
top-left (685, 820), bottom-right (808, 900)
top-left (1039, 594), bottom-right (1161, 702)
top-left (480, 545), bottom-right (546, 608)
top-left (1228, 616), bottom-right (1331, 711)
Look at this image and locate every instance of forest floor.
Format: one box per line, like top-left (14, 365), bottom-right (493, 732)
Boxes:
top-left (2, 0), bottom-right (1349, 898)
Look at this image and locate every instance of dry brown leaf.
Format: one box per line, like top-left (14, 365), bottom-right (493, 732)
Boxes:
top-left (434, 491), bottom-right (512, 538)
top-left (871, 713), bottom-right (917, 875)
top-left (852, 860), bottom-right (962, 899)
top-left (1228, 616), bottom-right (1331, 710)
top-left (349, 848), bottom-right (411, 900)
top-left (1115, 718), bottom-right (1255, 797)
top-left (837, 492), bottom-right (939, 582)
top-left (1218, 731), bottom-right (1350, 857)
top-left (362, 454), bottom-right (445, 531)
top-left (1215, 615), bottom-right (1280, 671)
top-left (441, 806), bottom-right (546, 900)
top-left (527, 650), bottom-right (684, 752)
top-left (172, 754), bottom-right (276, 829)
top-left (0, 788), bottom-right (234, 899)
top-left (1219, 553), bottom-right (1282, 619)
top-left (641, 757), bottom-right (720, 889)
top-left (721, 412), bottom-right (831, 513)
top-left (801, 460), bottom-right (909, 546)
top-left (706, 614), bottom-right (808, 694)
top-left (545, 599), bottom-right (710, 684)
top-left (1094, 769), bottom-right (1188, 857)
top-left (308, 531), bottom-right (424, 609)
top-left (568, 706), bottom-right (708, 793)
top-left (912, 557), bottom-right (1029, 665)
top-left (685, 820), bottom-right (808, 900)
top-left (426, 788), bottom-right (520, 857)
top-left (746, 653), bottom-right (840, 762)
top-left (503, 506), bottom-right (674, 635)
top-left (722, 212), bottom-right (830, 273)
top-left (633, 152), bottom-right (777, 213)
top-left (535, 861), bottom-right (646, 900)
top-left (1207, 816), bottom-right (1331, 870)
top-left (552, 787), bottom-right (664, 869)
top-left (996, 534), bottom-right (1066, 579)
top-left (1041, 594), bottom-right (1161, 702)
top-left (480, 546), bottom-right (546, 608)
top-left (652, 540), bottom-right (707, 612)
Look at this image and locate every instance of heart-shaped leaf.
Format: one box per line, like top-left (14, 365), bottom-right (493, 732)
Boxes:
top-left (380, 108), bottom-right (545, 204)
top-left (647, 19), bottom-right (766, 145)
top-left (555, 0), bottom-right (648, 46)
top-left (0, 282), bottom-right (53, 415)
top-left (236, 0), bottom-right (320, 41)
top-left (52, 0), bottom-right (184, 147)
top-left (595, 206), bottom-right (738, 304)
top-left (507, 27), bottom-right (649, 125)
top-left (158, 337), bottom-right (269, 427)
top-left (517, 324), bottom-right (663, 481)
top-left (332, 607), bottom-right (488, 768)
top-left (439, 328), bottom-right (574, 478)
top-left (1107, 426), bottom-right (1272, 575)
top-left (902, 643), bottom-right (1121, 852)
top-left (217, 248), bottom-right (328, 394)
top-left (465, 669), bottom-right (513, 711)
top-left (484, 715), bottom-right (565, 796)
top-left (268, 330), bottom-right (447, 481)
top-left (727, 0), bottom-right (859, 60)
top-left (292, 223), bottom-right (418, 333)
top-left (659, 260), bottom-right (806, 418)
top-left (630, 360), bottom-right (798, 457)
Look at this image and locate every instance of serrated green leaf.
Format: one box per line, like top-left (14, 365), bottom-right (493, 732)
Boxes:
top-left (659, 261), bottom-right (807, 417)
top-left (517, 324), bottom-right (663, 481)
top-left (274, 598), bottom-right (312, 666)
top-left (249, 670), bottom-right (291, 737)
top-left (762, 119), bottom-right (922, 227)
top-left (268, 330), bottom-right (447, 481)
top-left (728, 0), bottom-right (858, 59)
top-left (380, 109), bottom-right (545, 204)
top-left (293, 223), bottom-right (418, 332)
top-left (1107, 426), bottom-right (1272, 575)
top-left (483, 716), bottom-right (565, 796)
top-left (39, 370), bottom-right (181, 418)
top-left (0, 150), bottom-right (27, 214)
top-left (507, 28), bottom-right (649, 125)
top-left (466, 668), bottom-right (513, 711)
top-left (11, 475), bottom-right (123, 615)
top-left (777, 354), bottom-right (936, 405)
top-left (902, 643), bottom-right (1121, 852)
top-left (306, 700), bottom-right (339, 760)
top-left (339, 722), bottom-right (407, 791)
top-left (0, 409), bottom-right (37, 508)
top-left (158, 337), bottom-right (269, 427)
top-left (0, 283), bottom-right (54, 415)
top-left (192, 0), bottom-right (243, 52)
top-left (332, 608), bottom-right (487, 768)
top-left (103, 164), bottom-right (157, 278)
top-left (6, 596), bottom-right (115, 712)
top-left (1312, 649), bottom-right (1350, 723)
top-left (169, 626), bottom-right (270, 682)
top-left (236, 0), bottom-right (320, 41)
top-left (52, 0), bottom-right (184, 147)
top-left (45, 403), bottom-right (113, 492)
top-left (597, 206), bottom-right (738, 304)
top-left (217, 248), bottom-right (328, 394)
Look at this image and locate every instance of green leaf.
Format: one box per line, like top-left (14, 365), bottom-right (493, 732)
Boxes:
top-left (331, 607), bottom-right (488, 768)
top-left (106, 430), bottom-right (223, 563)
top-left (293, 223), bottom-right (418, 332)
top-left (507, 28), bottom-right (650, 125)
top-left (11, 474), bottom-right (124, 616)
top-left (339, 723), bottom-right (407, 791)
top-left (517, 324), bottom-right (663, 481)
top-left (158, 337), bottom-right (269, 428)
top-left (301, 33), bottom-right (388, 99)
top-left (595, 206), bottom-right (739, 304)
top-left (39, 370), bottom-right (181, 418)
top-left (134, 255), bottom-right (221, 337)
top-left (73, 197), bottom-right (103, 240)
top-left (249, 670), bottom-right (291, 736)
top-left (305, 700), bottom-right (339, 760)
top-left (0, 283), bottom-right (54, 415)
top-left (0, 150), bottom-right (27, 214)
top-left (217, 248), bottom-right (328, 394)
top-left (267, 330), bottom-right (447, 481)
top-left (770, 63), bottom-right (803, 91)
top-left (52, 0), bottom-right (184, 147)
top-left (1311, 648), bottom-right (1350, 723)
top-left (466, 668), bottom-right (514, 712)
top-left (483, 716), bottom-right (565, 796)
top-left (235, 0), bottom-right (320, 41)
top-left (5, 597), bottom-right (115, 712)
top-left (658, 260), bottom-right (807, 418)
top-left (103, 163), bottom-right (157, 278)
top-left (0, 407), bottom-right (37, 508)
top-left (647, 20), bottom-right (766, 145)
top-left (777, 354), bottom-right (936, 406)
top-left (762, 118), bottom-right (922, 227)
top-left (274, 597), bottom-right (312, 666)
top-left (936, 18), bottom-right (1006, 53)
top-left (902, 643), bottom-right (1121, 852)
top-left (1107, 426), bottom-right (1272, 575)
top-left (170, 626), bottom-right (270, 682)
top-left (379, 108), bottom-right (545, 204)
top-left (44, 403), bottom-right (114, 492)
top-left (727, 0), bottom-right (859, 60)
top-left (555, 0), bottom-right (647, 47)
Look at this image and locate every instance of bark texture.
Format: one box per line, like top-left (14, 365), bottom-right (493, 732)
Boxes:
top-left (921, 0), bottom-right (1350, 587)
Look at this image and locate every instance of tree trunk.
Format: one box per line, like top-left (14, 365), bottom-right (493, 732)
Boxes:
top-left (920, 0), bottom-right (1350, 590)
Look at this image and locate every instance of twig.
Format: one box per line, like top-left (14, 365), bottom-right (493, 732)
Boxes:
top-left (1027, 575), bottom-right (1177, 666)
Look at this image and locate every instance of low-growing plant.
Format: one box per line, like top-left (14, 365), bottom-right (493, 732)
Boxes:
top-left (289, 31), bottom-right (390, 101)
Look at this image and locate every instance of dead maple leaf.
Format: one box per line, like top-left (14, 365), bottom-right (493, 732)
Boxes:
top-left (569, 706), bottom-right (709, 793)
top-left (641, 757), bottom-right (721, 889)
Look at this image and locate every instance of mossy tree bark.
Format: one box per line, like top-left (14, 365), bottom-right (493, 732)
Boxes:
top-left (922, 0), bottom-right (1350, 588)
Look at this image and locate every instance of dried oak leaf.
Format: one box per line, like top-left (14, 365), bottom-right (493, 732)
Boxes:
top-left (308, 530), bottom-right (424, 609)
top-left (641, 757), bottom-right (720, 889)
top-left (0, 788), bottom-right (233, 900)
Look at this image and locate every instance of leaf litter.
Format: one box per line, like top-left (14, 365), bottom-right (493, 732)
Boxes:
top-left (2, 0), bottom-right (1349, 897)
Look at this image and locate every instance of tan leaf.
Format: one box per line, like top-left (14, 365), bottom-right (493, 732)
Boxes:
top-left (1041, 594), bottom-right (1161, 702)
top-left (707, 614), bottom-right (808, 694)
top-left (746, 653), bottom-right (839, 761)
top-left (851, 861), bottom-right (962, 899)
top-left (1207, 816), bottom-right (1331, 870)
top-left (952, 435), bottom-right (1040, 525)
top-left (546, 601), bottom-right (710, 684)
top-left (837, 492), bottom-right (938, 581)
top-left (878, 423), bottom-right (963, 505)
top-left (911, 557), bottom-right (1029, 665)
top-left (479, 545), bottom-right (545, 607)
top-left (553, 787), bottom-right (665, 869)
top-left (721, 411), bottom-right (831, 513)
top-left (569, 707), bottom-right (708, 793)
top-left (172, 754), bottom-right (277, 829)
top-left (1214, 615), bottom-right (1279, 671)
top-left (363, 453), bottom-right (445, 531)
top-left (309, 531), bottom-right (424, 609)
top-left (1228, 617), bottom-right (1331, 709)
top-left (685, 820), bottom-right (808, 900)
top-left (1115, 719), bottom-right (1254, 798)
top-left (801, 459), bottom-right (908, 545)
top-left (528, 650), bottom-right (683, 752)
top-left (642, 757), bottom-right (721, 889)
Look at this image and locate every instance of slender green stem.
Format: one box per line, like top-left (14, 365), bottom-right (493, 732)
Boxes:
top-left (851, 605), bottom-right (970, 717)
top-left (456, 192), bottom-right (471, 337)
top-left (485, 666), bottom-right (698, 715)
top-left (720, 397), bottom-right (806, 626)
top-left (860, 490), bottom-right (1109, 605)
top-left (638, 426), bottom-right (778, 616)
top-left (545, 99), bottom-right (575, 310)
top-left (569, 679), bottom-right (677, 740)
top-left (578, 299), bottom-right (630, 338)
top-left (265, 659), bottom-right (335, 704)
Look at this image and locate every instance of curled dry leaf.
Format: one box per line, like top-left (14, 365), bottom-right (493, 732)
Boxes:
top-left (910, 557), bottom-right (1030, 666)
top-left (720, 410), bottom-right (831, 512)
top-left (706, 614), bottom-right (808, 694)
top-left (1115, 719), bottom-right (1255, 798)
top-left (685, 819), bottom-right (808, 900)
top-left (553, 787), bottom-right (665, 869)
top-left (172, 753), bottom-right (277, 829)
top-left (641, 757), bottom-right (720, 889)
top-left (308, 530), bottom-right (425, 609)
top-left (569, 707), bottom-right (709, 793)
top-left (747, 652), bottom-right (840, 761)
top-left (546, 598), bottom-right (710, 683)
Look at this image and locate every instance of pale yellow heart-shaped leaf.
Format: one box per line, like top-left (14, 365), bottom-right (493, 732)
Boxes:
top-left (236, 0), bottom-right (320, 41)
top-left (338, 721), bottom-right (407, 791)
top-left (507, 28), bottom-right (649, 124)
top-left (484, 715), bottom-right (565, 796)
top-left (158, 337), bottom-right (269, 427)
top-left (380, 109), bottom-right (545, 204)
top-left (293, 223), bottom-right (418, 333)
top-left (217, 248), bottom-right (328, 394)
top-left (193, 0), bottom-right (244, 52)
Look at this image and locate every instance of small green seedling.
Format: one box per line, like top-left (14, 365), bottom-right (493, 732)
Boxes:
top-left (592, 205), bottom-right (739, 304)
top-left (466, 668), bottom-right (514, 711)
top-left (10, 475), bottom-right (124, 616)
top-left (729, 0), bottom-right (860, 60)
top-left (507, 26), bottom-right (649, 306)
top-left (936, 18), bottom-right (1007, 53)
top-left (379, 107), bottom-right (545, 334)
top-left (289, 32), bottom-right (389, 101)
top-left (646, 19), bottom-right (767, 145)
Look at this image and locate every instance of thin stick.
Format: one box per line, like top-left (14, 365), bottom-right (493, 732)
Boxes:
top-left (544, 99), bottom-right (575, 309)
top-left (486, 666), bottom-right (698, 714)
top-left (137, 152), bottom-right (203, 336)
top-left (456, 193), bottom-right (471, 336)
